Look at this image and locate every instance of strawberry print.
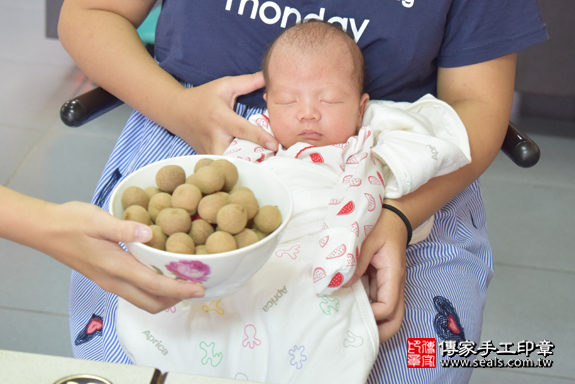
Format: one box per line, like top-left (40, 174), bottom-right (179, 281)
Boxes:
top-left (368, 176), bottom-right (382, 185)
top-left (319, 236), bottom-right (329, 248)
top-left (346, 155), bottom-right (359, 164)
top-left (332, 143), bottom-right (348, 150)
top-left (360, 152), bottom-right (368, 161)
top-left (345, 254), bottom-right (357, 266)
top-left (329, 197), bottom-right (344, 205)
top-left (342, 175), bottom-right (352, 183)
top-left (327, 272), bottom-right (344, 288)
top-left (254, 146), bottom-right (267, 152)
top-left (364, 225), bottom-right (374, 236)
top-left (349, 178), bottom-right (362, 187)
top-left (365, 193), bottom-right (376, 212)
top-left (309, 153), bottom-right (324, 163)
top-left (351, 221), bottom-right (359, 237)
top-left (337, 201), bottom-right (355, 215)
top-left (256, 153), bottom-right (265, 163)
top-left (223, 147), bottom-right (240, 155)
top-left (255, 117), bottom-right (269, 129)
top-left (313, 267), bottom-right (326, 283)
top-left (377, 171), bottom-right (385, 186)
top-left (339, 163), bottom-right (345, 171)
top-left (238, 156), bottom-right (251, 161)
top-left (327, 244), bottom-right (346, 259)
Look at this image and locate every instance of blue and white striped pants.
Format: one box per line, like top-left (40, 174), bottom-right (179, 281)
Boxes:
top-left (70, 103), bottom-right (493, 383)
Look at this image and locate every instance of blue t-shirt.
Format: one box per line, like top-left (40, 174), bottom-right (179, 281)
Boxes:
top-left (154, 0), bottom-right (547, 108)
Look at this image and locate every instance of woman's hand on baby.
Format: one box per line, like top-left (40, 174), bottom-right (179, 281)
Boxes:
top-left (346, 205), bottom-right (408, 343)
top-left (167, 72), bottom-right (279, 155)
top-left (44, 202), bottom-right (205, 313)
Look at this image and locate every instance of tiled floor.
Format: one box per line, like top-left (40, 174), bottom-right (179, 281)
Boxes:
top-left (0, 1), bottom-right (573, 382)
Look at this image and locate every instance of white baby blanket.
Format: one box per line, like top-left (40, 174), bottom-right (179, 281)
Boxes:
top-left (116, 94), bottom-right (471, 383)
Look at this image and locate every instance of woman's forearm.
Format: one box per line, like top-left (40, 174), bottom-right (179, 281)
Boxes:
top-left (58, 0), bottom-right (186, 132)
top-left (58, 0), bottom-right (277, 154)
top-left (385, 54), bottom-right (517, 228)
top-left (0, 186), bottom-right (56, 251)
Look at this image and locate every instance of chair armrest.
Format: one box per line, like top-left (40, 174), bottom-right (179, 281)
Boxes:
top-left (60, 86), bottom-right (124, 127)
top-left (501, 122), bottom-right (541, 168)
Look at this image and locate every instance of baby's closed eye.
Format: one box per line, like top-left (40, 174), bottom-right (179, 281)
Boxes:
top-left (320, 99), bottom-right (343, 105)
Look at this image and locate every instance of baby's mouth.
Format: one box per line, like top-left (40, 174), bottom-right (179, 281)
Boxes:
top-left (299, 130), bottom-right (322, 140)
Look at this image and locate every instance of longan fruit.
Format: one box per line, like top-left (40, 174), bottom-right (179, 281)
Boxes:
top-left (205, 231), bottom-right (237, 254)
top-left (145, 225), bottom-right (167, 250)
top-left (234, 228), bottom-right (259, 249)
top-left (193, 158), bottom-right (214, 172)
top-left (122, 205), bottom-right (151, 225)
top-left (197, 194), bottom-right (228, 224)
top-left (148, 192), bottom-right (172, 222)
top-left (230, 186), bottom-right (254, 195)
top-left (156, 164), bottom-right (186, 193)
top-left (188, 165), bottom-right (225, 194)
top-left (211, 159), bottom-right (239, 192)
top-left (229, 190), bottom-right (259, 219)
top-left (213, 191), bottom-right (230, 203)
top-left (144, 186), bottom-right (161, 199)
top-left (121, 186), bottom-right (149, 210)
top-left (165, 232), bottom-right (196, 254)
top-left (171, 183), bottom-right (202, 215)
top-left (189, 219), bottom-right (215, 245)
top-left (195, 245), bottom-right (208, 255)
top-left (254, 205), bottom-right (282, 234)
top-left (253, 228), bottom-right (267, 240)
top-left (156, 208), bottom-right (192, 236)
top-left (216, 204), bottom-right (248, 234)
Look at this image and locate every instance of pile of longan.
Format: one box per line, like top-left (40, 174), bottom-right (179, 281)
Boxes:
top-left (120, 158), bottom-right (282, 255)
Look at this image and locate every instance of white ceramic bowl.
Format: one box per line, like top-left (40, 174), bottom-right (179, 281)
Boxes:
top-left (109, 155), bottom-right (293, 300)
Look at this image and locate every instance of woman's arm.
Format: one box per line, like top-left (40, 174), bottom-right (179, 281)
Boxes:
top-left (391, 54), bottom-right (516, 226)
top-left (351, 54), bottom-right (517, 342)
top-left (58, 0), bottom-right (278, 154)
top-left (0, 186), bottom-right (204, 313)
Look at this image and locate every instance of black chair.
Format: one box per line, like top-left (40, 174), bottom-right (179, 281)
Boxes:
top-left (60, 86), bottom-right (540, 168)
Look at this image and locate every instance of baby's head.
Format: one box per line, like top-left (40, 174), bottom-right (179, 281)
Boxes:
top-left (262, 20), bottom-right (369, 148)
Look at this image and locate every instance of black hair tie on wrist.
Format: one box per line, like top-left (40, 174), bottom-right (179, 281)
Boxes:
top-left (382, 204), bottom-right (413, 246)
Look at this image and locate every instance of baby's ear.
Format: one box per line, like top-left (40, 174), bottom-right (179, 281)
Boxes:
top-left (263, 93), bottom-right (268, 103)
top-left (357, 93), bottom-right (370, 126)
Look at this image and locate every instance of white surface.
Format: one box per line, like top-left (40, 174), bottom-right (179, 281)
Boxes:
top-left (0, 349), bottom-right (159, 384)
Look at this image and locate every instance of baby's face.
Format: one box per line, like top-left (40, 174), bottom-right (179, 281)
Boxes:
top-left (264, 45), bottom-right (369, 149)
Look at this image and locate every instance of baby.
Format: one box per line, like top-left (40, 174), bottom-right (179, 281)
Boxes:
top-left (116, 20), bottom-right (471, 383)
top-left (226, 20), bottom-right (471, 296)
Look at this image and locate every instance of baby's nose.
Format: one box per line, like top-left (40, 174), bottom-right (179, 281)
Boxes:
top-left (297, 101), bottom-right (321, 121)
